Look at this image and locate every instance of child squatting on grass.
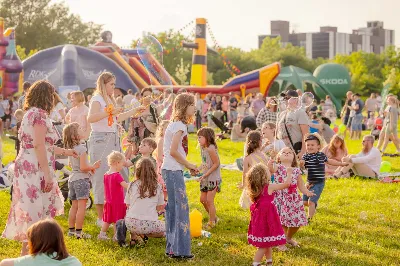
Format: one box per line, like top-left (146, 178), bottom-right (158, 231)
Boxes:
top-left (300, 133), bottom-right (348, 222)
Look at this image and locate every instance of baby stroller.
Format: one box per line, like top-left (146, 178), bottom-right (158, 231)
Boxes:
top-left (0, 163), bottom-right (13, 191)
top-left (371, 116), bottom-right (383, 140)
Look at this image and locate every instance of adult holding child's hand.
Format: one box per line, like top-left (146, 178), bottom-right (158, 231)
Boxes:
top-left (2, 81), bottom-right (76, 255)
top-left (87, 72), bottom-right (144, 228)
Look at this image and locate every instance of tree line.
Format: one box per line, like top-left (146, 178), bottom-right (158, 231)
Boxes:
top-left (1, 0), bottom-right (399, 96)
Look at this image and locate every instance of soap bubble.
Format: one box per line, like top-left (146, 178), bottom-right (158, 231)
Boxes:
top-left (137, 34), bottom-right (172, 88)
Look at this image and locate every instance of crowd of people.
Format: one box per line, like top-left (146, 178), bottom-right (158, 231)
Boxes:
top-left (0, 71), bottom-right (398, 265)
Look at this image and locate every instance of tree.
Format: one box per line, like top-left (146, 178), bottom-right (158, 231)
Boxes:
top-left (0, 0), bottom-right (102, 52)
top-left (174, 58), bottom-right (190, 85)
top-left (16, 45), bottom-right (37, 60)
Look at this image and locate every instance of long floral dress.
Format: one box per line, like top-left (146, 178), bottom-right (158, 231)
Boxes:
top-left (2, 107), bottom-right (64, 241)
top-left (273, 164), bottom-right (307, 228)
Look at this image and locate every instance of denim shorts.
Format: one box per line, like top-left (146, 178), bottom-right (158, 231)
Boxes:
top-left (303, 181), bottom-right (325, 204)
top-left (69, 178), bottom-right (91, 200)
top-left (351, 113), bottom-right (363, 131)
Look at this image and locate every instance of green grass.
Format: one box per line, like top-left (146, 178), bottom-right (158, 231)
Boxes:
top-left (0, 133), bottom-right (400, 265)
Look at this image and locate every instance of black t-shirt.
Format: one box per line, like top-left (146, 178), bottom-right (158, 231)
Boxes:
top-left (302, 152), bottom-right (327, 183)
top-left (355, 99), bottom-right (364, 115)
top-left (345, 99), bottom-right (352, 116)
top-left (229, 97), bottom-right (238, 111)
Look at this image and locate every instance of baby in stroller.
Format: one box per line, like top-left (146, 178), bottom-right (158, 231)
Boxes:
top-left (371, 116), bottom-right (383, 140)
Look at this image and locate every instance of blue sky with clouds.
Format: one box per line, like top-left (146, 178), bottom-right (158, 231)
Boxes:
top-left (57, 0), bottom-right (399, 50)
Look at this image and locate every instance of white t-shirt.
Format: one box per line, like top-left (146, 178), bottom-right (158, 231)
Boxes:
top-left (162, 121), bottom-right (188, 171)
top-left (50, 102), bottom-right (64, 122)
top-left (130, 98), bottom-right (141, 108)
top-left (264, 139), bottom-right (286, 153)
top-left (351, 147), bottom-right (382, 174)
top-left (89, 95), bottom-right (117, 133)
top-left (124, 181), bottom-right (164, 221)
top-left (123, 94), bottom-right (134, 106)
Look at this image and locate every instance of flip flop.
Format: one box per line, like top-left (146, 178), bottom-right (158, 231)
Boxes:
top-left (287, 239), bottom-right (300, 247)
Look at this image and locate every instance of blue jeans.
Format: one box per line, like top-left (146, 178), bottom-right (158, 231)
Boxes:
top-left (162, 169), bottom-right (191, 256)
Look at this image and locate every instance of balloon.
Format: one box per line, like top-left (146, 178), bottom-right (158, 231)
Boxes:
top-left (339, 124), bottom-right (346, 133)
top-left (380, 161), bottom-right (392, 173)
top-left (330, 124), bottom-right (334, 129)
top-left (333, 126), bottom-right (338, 133)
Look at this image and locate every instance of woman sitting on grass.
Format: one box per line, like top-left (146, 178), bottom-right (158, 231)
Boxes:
top-left (321, 135), bottom-right (348, 177)
top-left (0, 219), bottom-right (82, 266)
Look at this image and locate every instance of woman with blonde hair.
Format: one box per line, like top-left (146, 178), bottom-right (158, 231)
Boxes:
top-left (87, 72), bottom-right (144, 227)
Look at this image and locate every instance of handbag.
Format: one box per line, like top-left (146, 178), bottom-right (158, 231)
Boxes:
top-left (239, 189), bottom-right (251, 209)
top-left (283, 111), bottom-right (302, 154)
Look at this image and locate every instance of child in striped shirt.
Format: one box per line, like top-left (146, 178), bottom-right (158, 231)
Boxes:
top-left (300, 134), bottom-right (348, 222)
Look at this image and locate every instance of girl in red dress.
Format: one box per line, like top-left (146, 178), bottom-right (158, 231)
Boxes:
top-left (245, 163), bottom-right (292, 266)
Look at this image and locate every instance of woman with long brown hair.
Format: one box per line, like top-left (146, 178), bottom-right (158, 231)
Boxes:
top-left (2, 80), bottom-right (78, 255)
top-left (0, 219), bottom-right (82, 265)
top-left (87, 72), bottom-right (144, 227)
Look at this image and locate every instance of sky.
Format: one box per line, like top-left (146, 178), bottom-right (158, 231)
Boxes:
top-left (57, 0), bottom-right (400, 51)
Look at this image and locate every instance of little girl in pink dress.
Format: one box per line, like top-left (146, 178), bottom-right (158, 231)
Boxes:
top-left (98, 151), bottom-right (129, 240)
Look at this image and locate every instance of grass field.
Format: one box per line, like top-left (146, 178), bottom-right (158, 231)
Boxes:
top-left (0, 132), bottom-right (400, 265)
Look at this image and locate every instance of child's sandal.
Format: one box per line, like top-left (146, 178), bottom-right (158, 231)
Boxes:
top-left (206, 221), bottom-right (216, 229)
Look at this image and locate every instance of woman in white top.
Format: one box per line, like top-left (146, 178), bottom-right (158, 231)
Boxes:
top-left (49, 94), bottom-right (66, 123)
top-left (87, 72), bottom-right (144, 227)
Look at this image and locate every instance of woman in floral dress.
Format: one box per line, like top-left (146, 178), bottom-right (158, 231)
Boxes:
top-left (2, 80), bottom-right (77, 255)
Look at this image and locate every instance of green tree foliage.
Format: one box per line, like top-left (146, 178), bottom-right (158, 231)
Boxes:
top-left (0, 0), bottom-right (102, 52)
top-left (16, 45), bottom-right (37, 60)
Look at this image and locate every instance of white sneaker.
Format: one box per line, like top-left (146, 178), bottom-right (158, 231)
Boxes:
top-left (98, 232), bottom-right (110, 240)
top-left (96, 219), bottom-right (103, 228)
top-left (67, 231), bottom-right (75, 237)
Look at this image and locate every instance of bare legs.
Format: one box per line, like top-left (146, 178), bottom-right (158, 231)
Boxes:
top-left (253, 247), bottom-right (272, 265)
top-left (303, 201), bottom-right (317, 220)
top-left (200, 189), bottom-right (218, 226)
top-left (69, 199), bottom-right (88, 236)
top-left (96, 204), bottom-right (104, 221)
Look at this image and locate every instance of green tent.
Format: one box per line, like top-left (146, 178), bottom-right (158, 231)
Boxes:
top-left (275, 66), bottom-right (342, 115)
top-left (275, 66), bottom-right (319, 92)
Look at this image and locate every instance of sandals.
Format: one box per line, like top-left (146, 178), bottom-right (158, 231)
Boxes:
top-left (276, 245), bottom-right (288, 252)
top-left (129, 236), bottom-right (145, 248)
top-left (287, 239), bottom-right (300, 247)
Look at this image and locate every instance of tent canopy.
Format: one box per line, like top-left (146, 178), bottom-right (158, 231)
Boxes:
top-left (275, 65), bottom-right (321, 92)
top-left (274, 65), bottom-right (342, 114)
